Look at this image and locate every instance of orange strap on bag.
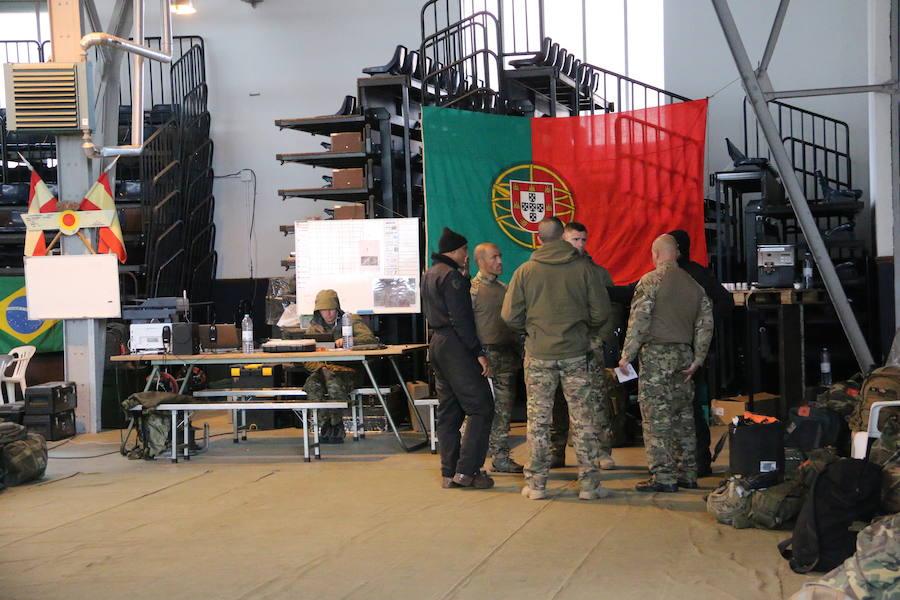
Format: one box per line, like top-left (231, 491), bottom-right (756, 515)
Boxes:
top-left (743, 411), bottom-right (778, 425)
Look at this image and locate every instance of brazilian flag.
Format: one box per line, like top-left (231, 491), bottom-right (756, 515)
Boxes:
top-left (0, 277), bottom-right (62, 353)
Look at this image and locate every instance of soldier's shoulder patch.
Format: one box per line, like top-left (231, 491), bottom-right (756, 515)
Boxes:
top-left (451, 277), bottom-right (463, 290)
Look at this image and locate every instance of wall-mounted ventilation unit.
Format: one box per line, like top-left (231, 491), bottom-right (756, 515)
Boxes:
top-left (3, 62), bottom-right (89, 133)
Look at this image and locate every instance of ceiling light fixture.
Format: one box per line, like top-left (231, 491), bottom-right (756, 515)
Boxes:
top-left (171, 0), bottom-right (197, 15)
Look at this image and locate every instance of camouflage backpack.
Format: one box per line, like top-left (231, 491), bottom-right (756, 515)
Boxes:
top-left (2, 432), bottom-right (47, 486)
top-left (706, 477), bottom-right (754, 529)
top-left (869, 417), bottom-right (900, 513)
top-left (120, 391), bottom-right (193, 459)
top-left (815, 374), bottom-right (863, 418)
top-left (747, 479), bottom-right (806, 530)
top-left (849, 366), bottom-right (900, 432)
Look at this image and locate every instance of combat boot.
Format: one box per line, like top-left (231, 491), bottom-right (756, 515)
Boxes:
top-left (441, 477), bottom-right (459, 489)
top-left (452, 471), bottom-right (495, 489)
top-left (491, 457), bottom-right (524, 473)
top-left (635, 479), bottom-right (678, 493)
top-left (599, 454), bottom-right (616, 470)
top-left (331, 422), bottom-right (346, 444)
top-left (521, 484), bottom-right (547, 500)
top-left (579, 479), bottom-right (612, 500)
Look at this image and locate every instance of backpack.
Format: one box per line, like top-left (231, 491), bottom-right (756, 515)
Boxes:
top-left (0, 421), bottom-right (27, 445)
top-left (2, 432), bottom-right (48, 486)
top-left (849, 366), bottom-right (900, 432)
top-left (706, 477), bottom-right (754, 529)
top-left (746, 479), bottom-right (806, 530)
top-left (120, 391), bottom-right (193, 459)
top-left (816, 374), bottom-right (863, 418)
top-left (797, 448), bottom-right (840, 489)
top-left (778, 458), bottom-right (883, 574)
top-left (784, 405), bottom-right (845, 451)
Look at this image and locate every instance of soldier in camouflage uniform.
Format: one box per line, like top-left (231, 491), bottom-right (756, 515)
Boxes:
top-left (620, 235), bottom-right (713, 493)
top-left (502, 218), bottom-right (613, 501)
top-left (304, 289), bottom-right (377, 443)
top-left (789, 513), bottom-right (899, 600)
top-left (471, 243), bottom-right (524, 474)
top-left (550, 222), bottom-right (618, 470)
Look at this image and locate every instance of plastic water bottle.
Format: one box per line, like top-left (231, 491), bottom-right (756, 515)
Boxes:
top-left (341, 312), bottom-right (354, 350)
top-left (820, 347), bottom-right (832, 387)
top-left (803, 253), bottom-right (814, 289)
top-left (241, 314), bottom-right (254, 353)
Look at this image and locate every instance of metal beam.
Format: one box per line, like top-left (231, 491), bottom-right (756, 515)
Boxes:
top-left (758, 0), bottom-right (790, 74)
top-left (892, 0), bottom-right (900, 332)
top-left (711, 0), bottom-right (876, 372)
top-left (766, 81), bottom-right (898, 101)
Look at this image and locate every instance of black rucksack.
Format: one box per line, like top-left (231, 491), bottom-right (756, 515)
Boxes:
top-left (784, 405), bottom-right (846, 451)
top-left (778, 458), bottom-right (882, 573)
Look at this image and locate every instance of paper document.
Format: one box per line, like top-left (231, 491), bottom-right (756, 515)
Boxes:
top-left (614, 363), bottom-right (638, 383)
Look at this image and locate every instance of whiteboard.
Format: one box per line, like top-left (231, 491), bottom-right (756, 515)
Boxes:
top-left (295, 218), bottom-right (421, 315)
top-left (24, 254), bottom-right (121, 319)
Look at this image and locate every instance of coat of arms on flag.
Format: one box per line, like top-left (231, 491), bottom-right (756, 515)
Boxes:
top-left (510, 180), bottom-right (554, 232)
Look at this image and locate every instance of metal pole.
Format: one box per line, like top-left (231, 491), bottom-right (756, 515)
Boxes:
top-left (710, 0), bottom-right (876, 372)
top-left (892, 0), bottom-right (900, 332)
top-left (758, 0), bottom-right (790, 74)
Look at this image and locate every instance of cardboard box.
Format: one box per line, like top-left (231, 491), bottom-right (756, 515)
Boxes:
top-left (711, 392), bottom-right (779, 425)
top-left (332, 168), bottom-right (365, 189)
top-left (333, 204), bottom-right (365, 220)
top-left (330, 132), bottom-right (363, 153)
top-left (406, 380), bottom-right (433, 433)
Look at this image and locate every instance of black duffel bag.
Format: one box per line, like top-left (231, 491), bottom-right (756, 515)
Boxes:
top-left (784, 404), bottom-right (845, 451)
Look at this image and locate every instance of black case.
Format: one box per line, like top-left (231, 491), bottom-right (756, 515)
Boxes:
top-left (24, 381), bottom-right (77, 415)
top-left (230, 365), bottom-right (291, 430)
top-left (24, 409), bottom-right (76, 441)
top-left (729, 420), bottom-right (785, 477)
top-left (0, 401), bottom-right (25, 424)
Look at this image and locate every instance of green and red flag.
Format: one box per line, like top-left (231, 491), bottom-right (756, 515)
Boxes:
top-left (423, 100), bottom-right (708, 284)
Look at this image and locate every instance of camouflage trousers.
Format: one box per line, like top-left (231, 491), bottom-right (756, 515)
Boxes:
top-left (638, 343), bottom-right (697, 485)
top-left (550, 351), bottom-right (613, 459)
top-left (304, 367), bottom-right (355, 426)
top-left (485, 345), bottom-right (520, 461)
top-left (524, 354), bottom-right (601, 489)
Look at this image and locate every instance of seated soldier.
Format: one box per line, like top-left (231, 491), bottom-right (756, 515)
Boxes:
top-left (304, 289), bottom-right (377, 443)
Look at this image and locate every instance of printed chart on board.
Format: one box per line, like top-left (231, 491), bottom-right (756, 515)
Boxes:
top-left (295, 218), bottom-right (421, 315)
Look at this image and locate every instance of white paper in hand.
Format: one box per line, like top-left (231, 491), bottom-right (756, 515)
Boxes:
top-left (614, 363), bottom-right (638, 383)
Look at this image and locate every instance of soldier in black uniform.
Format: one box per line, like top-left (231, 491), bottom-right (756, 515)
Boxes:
top-left (422, 227), bottom-right (495, 489)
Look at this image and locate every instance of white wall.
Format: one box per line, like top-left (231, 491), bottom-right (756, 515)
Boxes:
top-left (663, 0), bottom-right (874, 246)
top-left (113, 0), bottom-right (424, 279)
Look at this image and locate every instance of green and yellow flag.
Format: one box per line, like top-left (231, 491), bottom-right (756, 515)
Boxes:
top-left (0, 277), bottom-right (62, 353)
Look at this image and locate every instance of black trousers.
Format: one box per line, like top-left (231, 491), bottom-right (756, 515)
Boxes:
top-left (693, 366), bottom-right (712, 474)
top-left (430, 331), bottom-right (495, 477)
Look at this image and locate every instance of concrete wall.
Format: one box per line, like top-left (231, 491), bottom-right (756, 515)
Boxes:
top-left (104, 0), bottom-right (424, 279)
top-left (663, 0), bottom-right (875, 248)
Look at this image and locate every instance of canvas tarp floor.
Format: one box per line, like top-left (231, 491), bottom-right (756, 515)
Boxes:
top-left (0, 417), bottom-right (815, 599)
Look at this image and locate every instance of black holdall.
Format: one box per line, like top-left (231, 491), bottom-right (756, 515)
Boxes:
top-left (778, 458), bottom-right (882, 574)
top-left (713, 413), bottom-right (785, 479)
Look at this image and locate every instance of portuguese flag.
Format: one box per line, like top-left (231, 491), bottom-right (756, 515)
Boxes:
top-left (422, 100), bottom-right (708, 284)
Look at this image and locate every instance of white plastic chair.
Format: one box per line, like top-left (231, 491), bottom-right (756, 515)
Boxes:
top-left (850, 400), bottom-right (900, 459)
top-left (1, 345), bottom-right (35, 403)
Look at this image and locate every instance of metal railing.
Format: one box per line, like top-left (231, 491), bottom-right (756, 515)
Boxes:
top-left (742, 98), bottom-right (852, 198)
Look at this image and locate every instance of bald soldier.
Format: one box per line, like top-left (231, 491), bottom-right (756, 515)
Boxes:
top-left (503, 217), bottom-right (613, 501)
top-left (620, 234), bottom-right (713, 493)
top-left (471, 243), bottom-right (524, 473)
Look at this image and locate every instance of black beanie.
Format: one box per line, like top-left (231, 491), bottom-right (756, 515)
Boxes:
top-left (438, 227), bottom-right (467, 253)
top-left (668, 229), bottom-right (691, 265)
